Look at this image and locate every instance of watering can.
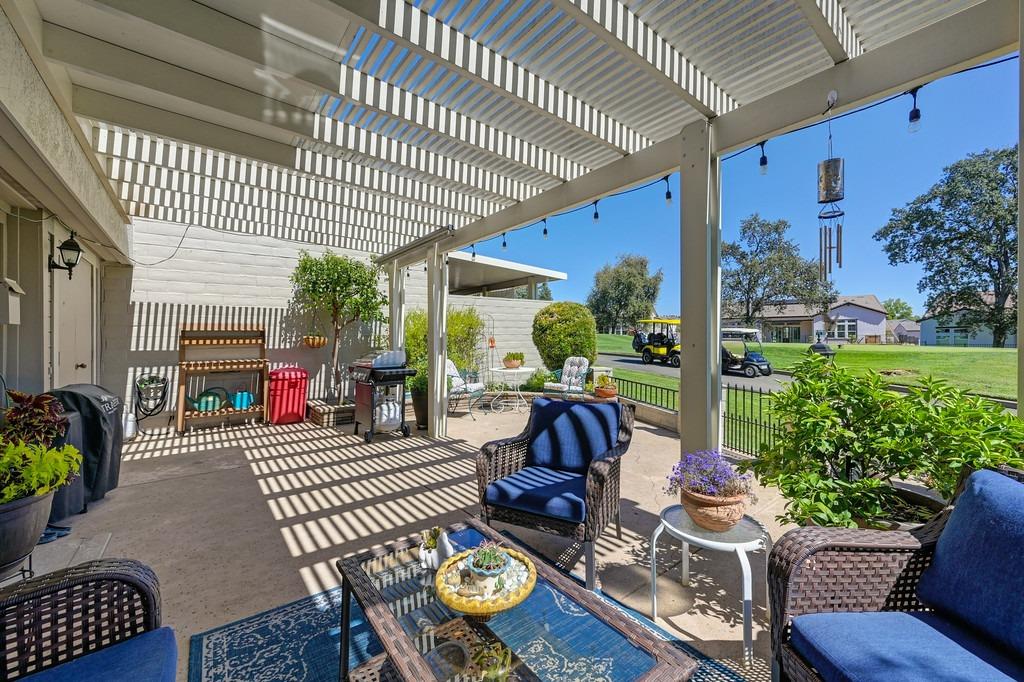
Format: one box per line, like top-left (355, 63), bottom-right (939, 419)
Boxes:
top-left (230, 390), bottom-right (255, 410)
top-left (185, 387), bottom-right (228, 412)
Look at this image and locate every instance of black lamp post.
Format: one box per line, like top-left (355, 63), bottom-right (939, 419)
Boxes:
top-left (48, 232), bottom-right (83, 279)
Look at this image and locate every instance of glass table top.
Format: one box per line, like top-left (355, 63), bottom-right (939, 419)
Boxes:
top-left (356, 527), bottom-right (657, 681)
top-left (661, 505), bottom-right (766, 547)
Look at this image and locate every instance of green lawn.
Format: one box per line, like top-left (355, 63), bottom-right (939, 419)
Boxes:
top-left (598, 334), bottom-right (1018, 399)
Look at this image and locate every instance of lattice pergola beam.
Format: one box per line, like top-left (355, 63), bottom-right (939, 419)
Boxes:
top-left (793, 0), bottom-right (864, 64)
top-left (551, 0), bottom-right (737, 117)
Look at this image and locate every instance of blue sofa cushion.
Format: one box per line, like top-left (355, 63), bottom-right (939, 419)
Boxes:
top-left (525, 398), bottom-right (620, 474)
top-left (916, 469), bottom-right (1024, 656)
top-left (790, 612), bottom-right (1024, 682)
top-left (25, 626), bottom-right (177, 682)
top-left (485, 466), bottom-right (586, 523)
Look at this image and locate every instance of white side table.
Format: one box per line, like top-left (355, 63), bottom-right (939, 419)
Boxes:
top-left (488, 366), bottom-right (535, 413)
top-left (650, 505), bottom-right (768, 666)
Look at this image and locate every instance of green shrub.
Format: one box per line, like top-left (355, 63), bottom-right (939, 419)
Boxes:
top-left (748, 354), bottom-right (1024, 527)
top-left (404, 307), bottom-right (484, 372)
top-left (522, 369), bottom-right (554, 392)
top-left (531, 302), bottom-right (597, 371)
top-left (0, 440), bottom-right (81, 505)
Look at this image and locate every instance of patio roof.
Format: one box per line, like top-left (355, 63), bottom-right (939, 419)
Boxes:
top-left (446, 251), bottom-right (566, 296)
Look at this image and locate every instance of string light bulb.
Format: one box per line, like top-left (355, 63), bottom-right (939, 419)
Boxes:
top-left (471, 243), bottom-right (476, 260)
top-left (592, 200), bottom-right (600, 224)
top-left (542, 218), bottom-right (548, 240)
top-left (501, 232), bottom-right (507, 251)
top-left (907, 87), bottom-right (922, 133)
top-left (758, 141), bottom-right (768, 175)
top-left (663, 176), bottom-right (672, 206)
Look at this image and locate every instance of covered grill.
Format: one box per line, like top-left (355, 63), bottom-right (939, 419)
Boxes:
top-left (349, 350), bottom-right (415, 443)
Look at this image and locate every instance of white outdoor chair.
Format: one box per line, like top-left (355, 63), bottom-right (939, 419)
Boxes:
top-left (543, 356), bottom-right (590, 398)
top-left (446, 359), bottom-right (486, 419)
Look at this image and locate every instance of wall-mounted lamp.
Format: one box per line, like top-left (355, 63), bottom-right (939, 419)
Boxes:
top-left (48, 232), bottom-right (82, 280)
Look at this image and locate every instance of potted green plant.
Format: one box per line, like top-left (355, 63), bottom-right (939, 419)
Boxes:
top-left (594, 374), bottom-right (618, 398)
top-left (502, 352), bottom-right (524, 369)
top-left (408, 361), bottom-right (429, 429)
top-left (472, 642), bottom-right (514, 681)
top-left (467, 541), bottom-right (513, 594)
top-left (290, 251), bottom-right (388, 400)
top-left (418, 525), bottom-right (455, 570)
top-left (0, 391), bottom-right (81, 579)
top-left (666, 450), bottom-right (754, 531)
top-left (302, 318), bottom-right (328, 349)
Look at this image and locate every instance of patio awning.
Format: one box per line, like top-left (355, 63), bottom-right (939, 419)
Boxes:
top-left (446, 252), bottom-right (565, 297)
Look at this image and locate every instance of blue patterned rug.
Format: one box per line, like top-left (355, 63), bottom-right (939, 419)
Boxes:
top-left (189, 553), bottom-right (749, 682)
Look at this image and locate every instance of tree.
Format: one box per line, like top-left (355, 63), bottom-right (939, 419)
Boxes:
top-left (722, 214), bottom-right (836, 326)
top-left (882, 298), bottom-right (915, 320)
top-left (511, 282), bottom-right (553, 300)
top-left (291, 251), bottom-right (387, 398)
top-left (586, 255), bottom-right (663, 332)
top-left (874, 147), bottom-right (1018, 347)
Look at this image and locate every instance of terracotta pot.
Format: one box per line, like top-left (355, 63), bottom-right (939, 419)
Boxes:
top-left (680, 489), bottom-right (746, 532)
top-left (594, 386), bottom-right (617, 398)
top-left (502, 359), bottom-right (522, 369)
top-left (303, 335), bottom-right (328, 349)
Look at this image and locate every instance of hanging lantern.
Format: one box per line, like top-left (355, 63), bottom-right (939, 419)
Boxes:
top-left (817, 158), bottom-right (844, 204)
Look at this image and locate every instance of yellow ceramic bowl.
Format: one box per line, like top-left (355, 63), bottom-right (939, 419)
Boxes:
top-left (435, 548), bottom-right (537, 616)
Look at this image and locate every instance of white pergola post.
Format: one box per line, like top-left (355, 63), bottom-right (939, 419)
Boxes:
top-left (426, 244), bottom-right (449, 437)
top-left (1018, 0), bottom-right (1023, 410)
top-left (388, 262), bottom-right (406, 351)
top-left (678, 119), bottom-right (722, 453)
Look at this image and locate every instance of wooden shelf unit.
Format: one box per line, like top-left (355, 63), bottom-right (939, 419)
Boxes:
top-left (176, 324), bottom-right (269, 433)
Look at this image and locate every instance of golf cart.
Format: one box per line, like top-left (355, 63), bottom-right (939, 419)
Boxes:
top-left (721, 328), bottom-right (772, 377)
top-left (632, 318), bottom-right (681, 367)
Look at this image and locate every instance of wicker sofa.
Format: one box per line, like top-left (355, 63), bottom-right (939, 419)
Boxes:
top-left (0, 559), bottom-right (175, 681)
top-left (477, 397), bottom-right (633, 589)
top-left (769, 466), bottom-right (1024, 682)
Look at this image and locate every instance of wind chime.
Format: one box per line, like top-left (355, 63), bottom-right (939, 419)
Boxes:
top-left (818, 90), bottom-right (844, 280)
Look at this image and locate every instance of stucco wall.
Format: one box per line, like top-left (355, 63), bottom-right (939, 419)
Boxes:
top-left (920, 312), bottom-right (1017, 348)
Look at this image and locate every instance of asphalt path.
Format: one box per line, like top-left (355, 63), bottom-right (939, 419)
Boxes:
top-left (596, 353), bottom-right (793, 392)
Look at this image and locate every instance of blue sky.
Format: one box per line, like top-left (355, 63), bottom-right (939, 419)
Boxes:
top-left (469, 57), bottom-right (1019, 317)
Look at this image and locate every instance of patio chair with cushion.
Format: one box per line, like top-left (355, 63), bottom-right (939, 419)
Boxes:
top-left (446, 359), bottom-right (485, 419)
top-left (477, 397), bottom-right (634, 590)
top-left (543, 356), bottom-right (590, 398)
top-left (769, 466), bottom-right (1024, 682)
top-left (0, 559), bottom-right (176, 681)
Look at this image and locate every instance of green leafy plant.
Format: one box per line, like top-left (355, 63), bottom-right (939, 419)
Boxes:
top-left (531, 302), bottom-right (597, 371)
top-left (470, 542), bottom-right (507, 571)
top-left (420, 526), bottom-right (443, 550)
top-left (2, 391), bottom-right (69, 447)
top-left (502, 352), bottom-right (524, 363)
top-left (596, 374), bottom-right (616, 389)
top-left (0, 440), bottom-right (81, 505)
top-left (521, 369), bottom-right (554, 393)
top-left (291, 251), bottom-right (387, 398)
top-left (407, 360), bottom-right (428, 395)
top-left (404, 307), bottom-right (485, 372)
top-left (472, 642), bottom-right (513, 682)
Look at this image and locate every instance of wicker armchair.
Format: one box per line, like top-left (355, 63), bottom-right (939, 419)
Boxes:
top-left (477, 398), bottom-right (634, 589)
top-left (0, 559), bottom-right (169, 680)
top-left (769, 466), bottom-right (1024, 681)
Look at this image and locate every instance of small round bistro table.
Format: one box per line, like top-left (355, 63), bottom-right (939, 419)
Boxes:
top-left (650, 505), bottom-right (768, 666)
top-left (489, 366), bottom-right (535, 413)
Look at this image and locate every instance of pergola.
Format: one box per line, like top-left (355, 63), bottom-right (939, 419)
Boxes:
top-left (6, 0), bottom-right (1018, 444)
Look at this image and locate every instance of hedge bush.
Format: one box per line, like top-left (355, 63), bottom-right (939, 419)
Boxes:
top-left (532, 302), bottom-right (597, 371)
top-left (404, 307), bottom-right (485, 372)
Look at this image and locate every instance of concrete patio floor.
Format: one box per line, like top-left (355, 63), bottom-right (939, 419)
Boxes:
top-left (32, 408), bottom-right (792, 681)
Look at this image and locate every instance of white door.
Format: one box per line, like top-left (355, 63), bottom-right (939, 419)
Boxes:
top-left (57, 259), bottom-right (94, 386)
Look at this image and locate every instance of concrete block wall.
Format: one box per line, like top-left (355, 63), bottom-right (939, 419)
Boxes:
top-left (99, 218), bottom-right (379, 406)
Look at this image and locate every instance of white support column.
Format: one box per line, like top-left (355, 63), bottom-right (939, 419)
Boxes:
top-left (1018, 0), bottom-right (1023, 411)
top-left (388, 262), bottom-right (406, 351)
top-left (678, 119), bottom-right (722, 453)
top-left (426, 244), bottom-right (449, 437)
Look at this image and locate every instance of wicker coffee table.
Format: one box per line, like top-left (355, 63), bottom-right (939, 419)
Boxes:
top-left (337, 518), bottom-right (696, 681)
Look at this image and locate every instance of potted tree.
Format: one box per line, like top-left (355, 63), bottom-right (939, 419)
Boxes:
top-left (0, 391), bottom-right (81, 579)
top-left (408, 360), bottom-right (429, 429)
top-left (290, 251), bottom-right (388, 400)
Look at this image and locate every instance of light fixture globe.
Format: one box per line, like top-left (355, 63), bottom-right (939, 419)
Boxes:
top-left (48, 231), bottom-right (83, 279)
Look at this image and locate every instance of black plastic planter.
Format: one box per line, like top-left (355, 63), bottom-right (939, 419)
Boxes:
top-left (0, 491), bottom-right (54, 580)
top-left (411, 391), bottom-right (428, 429)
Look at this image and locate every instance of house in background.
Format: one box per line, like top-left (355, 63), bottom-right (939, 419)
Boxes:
top-left (919, 294), bottom-right (1016, 347)
top-left (725, 295), bottom-right (889, 344)
top-left (886, 319), bottom-right (921, 344)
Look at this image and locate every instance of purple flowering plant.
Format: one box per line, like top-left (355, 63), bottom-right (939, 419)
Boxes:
top-left (666, 450), bottom-right (754, 499)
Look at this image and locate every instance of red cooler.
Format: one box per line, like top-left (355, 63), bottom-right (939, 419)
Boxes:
top-left (268, 366), bottom-right (309, 424)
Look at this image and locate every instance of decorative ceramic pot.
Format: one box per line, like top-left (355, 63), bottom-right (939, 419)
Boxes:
top-left (419, 531), bottom-right (456, 570)
top-left (502, 359), bottom-right (522, 369)
top-left (680, 489), bottom-right (746, 532)
top-left (594, 386), bottom-right (617, 399)
top-left (467, 550), bottom-right (512, 594)
top-left (303, 335), bottom-right (328, 349)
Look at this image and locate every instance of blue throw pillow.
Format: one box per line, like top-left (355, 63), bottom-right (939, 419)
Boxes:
top-left (525, 398), bottom-right (620, 474)
top-left (917, 469), bottom-right (1024, 657)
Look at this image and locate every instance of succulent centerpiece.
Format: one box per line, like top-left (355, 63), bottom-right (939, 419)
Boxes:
top-left (435, 542), bottom-right (536, 616)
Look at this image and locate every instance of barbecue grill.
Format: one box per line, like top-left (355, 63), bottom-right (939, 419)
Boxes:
top-left (349, 350), bottom-right (416, 443)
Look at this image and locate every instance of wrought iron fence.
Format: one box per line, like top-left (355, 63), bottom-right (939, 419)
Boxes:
top-left (614, 376), bottom-right (679, 411)
top-left (613, 375), bottom-right (778, 458)
top-left (721, 384), bottom-right (779, 457)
